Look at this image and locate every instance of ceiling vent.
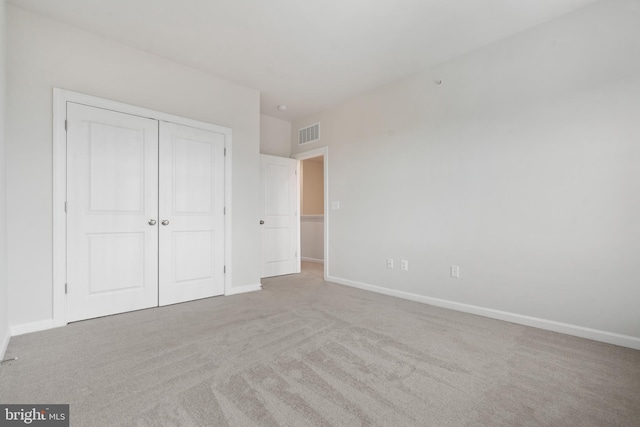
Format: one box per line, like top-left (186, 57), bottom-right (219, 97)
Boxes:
top-left (299, 123), bottom-right (320, 145)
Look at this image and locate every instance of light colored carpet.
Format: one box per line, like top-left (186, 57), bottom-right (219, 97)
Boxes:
top-left (1, 263), bottom-right (639, 426)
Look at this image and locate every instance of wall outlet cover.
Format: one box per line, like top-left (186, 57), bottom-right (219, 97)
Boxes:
top-left (451, 265), bottom-right (460, 278)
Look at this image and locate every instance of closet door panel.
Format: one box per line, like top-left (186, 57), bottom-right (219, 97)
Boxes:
top-left (66, 103), bottom-right (159, 322)
top-left (159, 122), bottom-right (225, 305)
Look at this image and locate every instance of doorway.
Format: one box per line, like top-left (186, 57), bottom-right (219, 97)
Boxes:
top-left (293, 147), bottom-right (328, 280)
top-left (300, 156), bottom-right (324, 266)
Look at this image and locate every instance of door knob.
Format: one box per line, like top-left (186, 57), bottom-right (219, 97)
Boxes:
top-left (161, 220), bottom-right (170, 226)
top-left (148, 219), bottom-right (157, 226)
top-left (260, 220), bottom-right (264, 225)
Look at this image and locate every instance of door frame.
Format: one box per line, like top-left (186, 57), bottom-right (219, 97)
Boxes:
top-left (292, 147), bottom-right (329, 280)
top-left (52, 88), bottom-right (233, 327)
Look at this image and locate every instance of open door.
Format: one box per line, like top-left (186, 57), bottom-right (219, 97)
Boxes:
top-left (260, 154), bottom-right (299, 278)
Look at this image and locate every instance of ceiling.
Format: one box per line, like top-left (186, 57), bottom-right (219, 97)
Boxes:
top-left (9, 0), bottom-right (598, 122)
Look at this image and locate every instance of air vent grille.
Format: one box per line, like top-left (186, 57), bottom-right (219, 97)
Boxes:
top-left (299, 123), bottom-right (320, 145)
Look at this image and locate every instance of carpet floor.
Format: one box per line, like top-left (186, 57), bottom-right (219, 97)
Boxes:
top-left (1, 263), bottom-right (639, 426)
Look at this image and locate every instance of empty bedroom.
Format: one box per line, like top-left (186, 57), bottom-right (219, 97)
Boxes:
top-left (0, 0), bottom-right (639, 425)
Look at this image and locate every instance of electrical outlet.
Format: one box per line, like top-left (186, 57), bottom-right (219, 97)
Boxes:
top-left (451, 265), bottom-right (460, 278)
top-left (387, 258), bottom-right (394, 269)
top-left (401, 260), bottom-right (409, 271)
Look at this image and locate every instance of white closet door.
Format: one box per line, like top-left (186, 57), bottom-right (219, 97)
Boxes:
top-left (66, 103), bottom-right (159, 322)
top-left (158, 122), bottom-right (225, 305)
top-left (260, 154), bottom-right (299, 278)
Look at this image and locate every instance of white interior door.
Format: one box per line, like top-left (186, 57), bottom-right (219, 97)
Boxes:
top-left (66, 103), bottom-right (159, 322)
top-left (260, 154), bottom-right (299, 278)
top-left (158, 122), bottom-right (226, 305)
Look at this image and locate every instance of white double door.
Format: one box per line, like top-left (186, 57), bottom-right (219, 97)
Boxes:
top-left (66, 103), bottom-right (225, 322)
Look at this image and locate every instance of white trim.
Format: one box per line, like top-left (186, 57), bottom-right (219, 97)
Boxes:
top-left (294, 161), bottom-right (302, 275)
top-left (301, 215), bottom-right (324, 221)
top-left (10, 319), bottom-right (57, 337)
top-left (301, 257), bottom-right (324, 264)
top-left (53, 88), bottom-right (233, 327)
top-left (293, 147), bottom-right (329, 281)
top-left (225, 284), bottom-right (262, 296)
top-left (52, 90), bottom-right (67, 327)
top-left (327, 275), bottom-right (640, 350)
top-left (224, 130), bottom-right (233, 296)
top-left (0, 331), bottom-right (10, 360)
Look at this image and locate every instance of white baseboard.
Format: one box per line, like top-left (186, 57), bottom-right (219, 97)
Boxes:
top-left (10, 319), bottom-right (56, 337)
top-left (225, 283), bottom-right (262, 296)
top-left (8, 285), bottom-right (263, 335)
top-left (0, 329), bottom-right (10, 360)
top-left (301, 257), bottom-right (324, 264)
top-left (326, 275), bottom-right (640, 351)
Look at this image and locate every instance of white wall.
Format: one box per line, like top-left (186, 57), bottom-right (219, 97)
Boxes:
top-left (6, 6), bottom-right (261, 329)
top-left (0, 0), bottom-right (9, 357)
top-left (301, 217), bottom-right (324, 263)
top-left (260, 114), bottom-right (291, 157)
top-left (292, 0), bottom-right (640, 345)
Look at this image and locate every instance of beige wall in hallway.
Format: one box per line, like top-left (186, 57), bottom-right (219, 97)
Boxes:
top-left (301, 158), bottom-right (324, 215)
